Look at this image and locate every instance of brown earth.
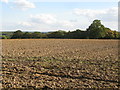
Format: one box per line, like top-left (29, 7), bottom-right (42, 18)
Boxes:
top-left (1, 39), bottom-right (119, 89)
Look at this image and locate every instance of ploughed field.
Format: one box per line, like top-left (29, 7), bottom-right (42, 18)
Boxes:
top-left (2, 39), bottom-right (119, 89)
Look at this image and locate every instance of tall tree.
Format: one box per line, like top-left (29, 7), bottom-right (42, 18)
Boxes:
top-left (87, 20), bottom-right (106, 39)
top-left (11, 30), bottom-right (23, 39)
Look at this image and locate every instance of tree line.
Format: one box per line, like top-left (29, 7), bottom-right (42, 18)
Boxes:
top-left (2, 20), bottom-right (120, 39)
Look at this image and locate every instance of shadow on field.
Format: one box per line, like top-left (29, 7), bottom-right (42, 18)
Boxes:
top-left (2, 86), bottom-right (52, 90)
top-left (37, 72), bottom-right (119, 84)
top-left (2, 72), bottom-right (119, 90)
top-left (2, 87), bottom-right (119, 90)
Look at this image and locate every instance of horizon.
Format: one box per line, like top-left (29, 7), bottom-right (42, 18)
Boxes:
top-left (0, 0), bottom-right (118, 32)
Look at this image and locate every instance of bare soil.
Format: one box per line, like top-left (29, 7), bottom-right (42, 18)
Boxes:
top-left (1, 39), bottom-right (119, 89)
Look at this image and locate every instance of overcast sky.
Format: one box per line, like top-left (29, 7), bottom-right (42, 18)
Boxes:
top-left (0, 0), bottom-right (118, 32)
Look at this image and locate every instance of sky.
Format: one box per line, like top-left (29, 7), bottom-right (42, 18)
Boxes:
top-left (0, 0), bottom-right (118, 32)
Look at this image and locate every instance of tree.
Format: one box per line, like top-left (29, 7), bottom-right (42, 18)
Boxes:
top-left (103, 28), bottom-right (119, 39)
top-left (22, 32), bottom-right (32, 39)
top-left (41, 33), bottom-right (48, 38)
top-left (87, 20), bottom-right (106, 39)
top-left (11, 30), bottom-right (23, 39)
top-left (47, 30), bottom-right (67, 38)
top-left (113, 31), bottom-right (119, 39)
top-left (64, 29), bottom-right (86, 39)
top-left (0, 35), bottom-right (8, 39)
top-left (32, 32), bottom-right (43, 38)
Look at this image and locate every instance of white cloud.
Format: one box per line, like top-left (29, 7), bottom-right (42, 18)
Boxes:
top-left (1, 0), bottom-right (8, 3)
top-left (57, 20), bottom-right (74, 28)
top-left (29, 14), bottom-right (74, 28)
top-left (13, 0), bottom-right (35, 10)
top-left (30, 14), bottom-right (57, 24)
top-left (20, 22), bottom-right (32, 26)
top-left (73, 7), bottom-right (118, 22)
top-left (17, 14), bottom-right (75, 31)
top-left (104, 21), bottom-right (118, 31)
